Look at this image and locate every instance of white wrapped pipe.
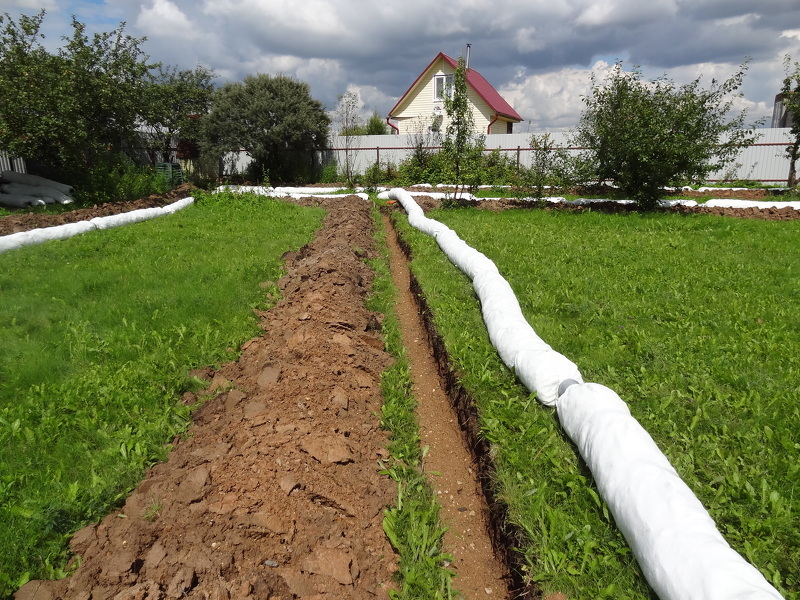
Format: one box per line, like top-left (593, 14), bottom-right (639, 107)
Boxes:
top-left (0, 197), bottom-right (194, 254)
top-left (559, 383), bottom-right (783, 600)
top-left (89, 207), bottom-right (170, 230)
top-left (1, 170), bottom-right (73, 195)
top-left (387, 187), bottom-right (782, 599)
top-left (0, 230), bottom-right (35, 252)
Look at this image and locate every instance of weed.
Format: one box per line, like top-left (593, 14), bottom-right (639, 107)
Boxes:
top-left (142, 497), bottom-right (162, 522)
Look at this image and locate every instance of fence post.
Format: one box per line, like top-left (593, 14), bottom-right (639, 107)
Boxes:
top-left (516, 146), bottom-right (521, 170)
top-left (377, 147), bottom-right (380, 167)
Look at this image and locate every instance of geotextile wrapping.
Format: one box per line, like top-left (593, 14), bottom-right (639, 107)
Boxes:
top-left (0, 193), bottom-right (46, 208)
top-left (0, 197), bottom-right (194, 254)
top-left (1, 182), bottom-right (73, 204)
top-left (386, 187), bottom-right (783, 600)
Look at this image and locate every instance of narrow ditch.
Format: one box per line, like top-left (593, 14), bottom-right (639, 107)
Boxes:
top-left (382, 211), bottom-right (520, 599)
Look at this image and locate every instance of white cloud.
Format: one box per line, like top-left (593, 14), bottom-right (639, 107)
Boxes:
top-left (500, 61), bottom-right (616, 131)
top-left (515, 27), bottom-right (546, 53)
top-left (576, 0), bottom-right (676, 27)
top-left (13, 0), bottom-right (58, 9)
top-left (781, 29), bottom-right (800, 42)
top-left (136, 0), bottom-right (197, 39)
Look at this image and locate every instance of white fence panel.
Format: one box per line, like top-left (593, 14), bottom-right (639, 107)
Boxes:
top-left (326, 129), bottom-right (795, 184)
top-left (0, 151), bottom-right (27, 174)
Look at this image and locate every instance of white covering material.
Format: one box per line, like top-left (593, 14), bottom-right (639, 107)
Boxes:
top-left (218, 185), bottom-right (370, 201)
top-left (386, 187), bottom-right (783, 600)
top-left (1, 170), bottom-right (73, 195)
top-left (704, 198), bottom-right (800, 210)
top-left (0, 197), bottom-right (194, 254)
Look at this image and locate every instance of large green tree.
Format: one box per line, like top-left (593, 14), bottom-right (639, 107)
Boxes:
top-left (0, 11), bottom-right (156, 180)
top-left (574, 61), bottom-right (759, 208)
top-left (780, 55), bottom-right (800, 188)
top-left (200, 74), bottom-right (329, 182)
top-left (140, 65), bottom-right (215, 165)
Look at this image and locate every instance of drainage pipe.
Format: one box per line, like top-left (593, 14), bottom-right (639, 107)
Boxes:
top-left (384, 187), bottom-right (783, 600)
top-left (0, 197), bottom-right (194, 254)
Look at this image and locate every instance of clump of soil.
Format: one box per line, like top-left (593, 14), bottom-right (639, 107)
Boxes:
top-left (15, 194), bottom-right (398, 600)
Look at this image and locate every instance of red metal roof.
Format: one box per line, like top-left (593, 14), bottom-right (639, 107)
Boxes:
top-left (389, 52), bottom-right (522, 122)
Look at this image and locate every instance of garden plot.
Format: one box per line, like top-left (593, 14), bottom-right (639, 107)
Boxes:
top-left (3, 186), bottom-right (798, 600)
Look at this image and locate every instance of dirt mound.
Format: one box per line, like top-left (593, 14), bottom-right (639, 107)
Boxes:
top-left (15, 195), bottom-right (397, 600)
top-left (0, 183), bottom-right (198, 236)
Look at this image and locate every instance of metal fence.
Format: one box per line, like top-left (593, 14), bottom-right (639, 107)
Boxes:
top-left (327, 128), bottom-right (796, 183)
top-left (0, 151), bottom-right (27, 174)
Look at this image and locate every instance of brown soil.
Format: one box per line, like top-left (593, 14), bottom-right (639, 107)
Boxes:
top-left (382, 214), bottom-right (509, 598)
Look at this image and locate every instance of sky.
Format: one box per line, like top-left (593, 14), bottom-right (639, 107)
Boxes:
top-left (4, 0), bottom-right (800, 132)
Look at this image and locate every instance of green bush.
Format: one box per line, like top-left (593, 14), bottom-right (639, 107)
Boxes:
top-left (574, 61), bottom-right (760, 208)
top-left (75, 154), bottom-right (172, 205)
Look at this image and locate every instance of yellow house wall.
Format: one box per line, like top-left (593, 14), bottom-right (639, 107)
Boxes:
top-left (393, 58), bottom-right (496, 136)
top-left (488, 118), bottom-right (514, 135)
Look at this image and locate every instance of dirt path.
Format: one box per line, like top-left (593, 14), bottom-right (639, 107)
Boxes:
top-left (382, 214), bottom-right (509, 598)
top-left (16, 195), bottom-right (397, 600)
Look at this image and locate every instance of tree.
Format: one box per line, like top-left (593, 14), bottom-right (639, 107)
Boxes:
top-left (200, 74), bottom-right (329, 182)
top-left (519, 133), bottom-right (586, 200)
top-left (140, 65), bottom-right (215, 165)
top-left (780, 55), bottom-right (800, 188)
top-left (334, 89), bottom-right (360, 185)
top-left (364, 111), bottom-right (389, 135)
top-left (0, 10), bottom-right (156, 181)
top-left (442, 56), bottom-right (484, 196)
top-left (574, 61), bottom-right (759, 208)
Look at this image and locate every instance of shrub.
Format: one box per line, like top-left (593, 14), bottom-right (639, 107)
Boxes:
top-left (574, 61), bottom-right (760, 208)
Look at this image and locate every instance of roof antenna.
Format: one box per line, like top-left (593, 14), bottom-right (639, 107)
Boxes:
top-left (466, 43), bottom-right (471, 70)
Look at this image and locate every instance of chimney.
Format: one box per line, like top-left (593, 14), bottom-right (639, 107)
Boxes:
top-left (466, 43), bottom-right (471, 70)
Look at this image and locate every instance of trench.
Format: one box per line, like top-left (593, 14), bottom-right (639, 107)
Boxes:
top-left (383, 211), bottom-right (522, 599)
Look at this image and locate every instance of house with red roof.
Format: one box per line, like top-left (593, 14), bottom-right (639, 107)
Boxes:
top-left (388, 52), bottom-right (522, 135)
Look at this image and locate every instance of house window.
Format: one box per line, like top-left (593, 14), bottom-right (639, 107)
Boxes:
top-left (434, 74), bottom-right (454, 101)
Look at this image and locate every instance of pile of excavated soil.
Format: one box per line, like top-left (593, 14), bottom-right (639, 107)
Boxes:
top-left (16, 194), bottom-right (398, 600)
top-left (0, 184), bottom-right (199, 236)
top-left (465, 197), bottom-right (800, 221)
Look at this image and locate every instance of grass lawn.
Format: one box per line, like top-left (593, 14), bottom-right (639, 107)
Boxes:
top-left (0, 191), bottom-right (325, 595)
top-left (395, 206), bottom-right (799, 598)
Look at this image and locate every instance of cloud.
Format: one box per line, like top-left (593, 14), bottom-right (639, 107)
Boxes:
top-left (575, 0), bottom-right (677, 28)
top-left (136, 0), bottom-right (197, 39)
top-left (5, 0), bottom-right (800, 130)
top-left (500, 61), bottom-right (616, 131)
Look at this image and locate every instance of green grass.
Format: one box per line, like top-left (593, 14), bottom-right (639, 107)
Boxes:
top-left (394, 207), bottom-right (799, 598)
top-left (366, 202), bottom-right (456, 599)
top-left (0, 191), bottom-right (325, 596)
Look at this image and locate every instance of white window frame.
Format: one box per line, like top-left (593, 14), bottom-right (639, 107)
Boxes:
top-left (434, 74), bottom-right (454, 101)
